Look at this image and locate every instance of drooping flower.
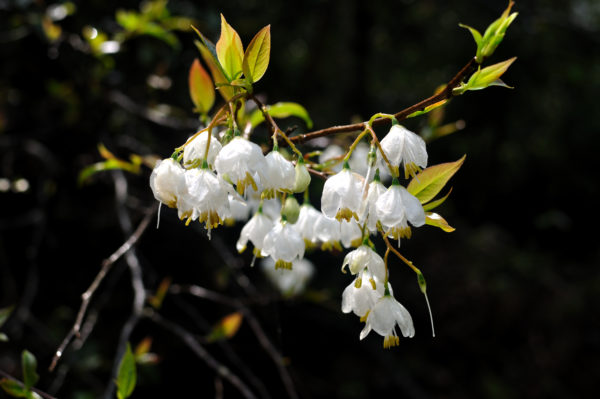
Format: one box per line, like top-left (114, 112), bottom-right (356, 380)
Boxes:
top-left (341, 270), bottom-right (385, 318)
top-left (182, 131), bottom-right (222, 170)
top-left (341, 244), bottom-right (386, 283)
top-left (214, 136), bottom-right (266, 195)
top-left (295, 203), bottom-right (321, 247)
top-left (262, 220), bottom-right (305, 270)
top-left (314, 212), bottom-right (341, 251)
top-left (360, 292), bottom-right (415, 348)
top-left (359, 171), bottom-right (387, 233)
top-left (261, 257), bottom-right (315, 297)
top-left (375, 179), bottom-right (425, 242)
top-left (181, 167), bottom-right (229, 235)
top-left (321, 164), bottom-right (364, 222)
top-left (340, 218), bottom-right (362, 248)
top-left (379, 124), bottom-right (427, 178)
top-left (262, 149), bottom-right (295, 198)
top-left (149, 158), bottom-right (186, 208)
top-left (236, 210), bottom-right (274, 256)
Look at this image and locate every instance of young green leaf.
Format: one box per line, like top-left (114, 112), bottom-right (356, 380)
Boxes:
top-left (216, 14), bottom-right (244, 81)
top-left (455, 57), bottom-right (516, 94)
top-left (425, 212), bottom-right (456, 232)
top-left (406, 99), bottom-right (448, 119)
top-left (249, 102), bottom-right (313, 129)
top-left (116, 343), bottom-right (137, 399)
top-left (479, 1), bottom-right (518, 61)
top-left (207, 312), bottom-right (243, 342)
top-left (195, 39), bottom-right (235, 101)
top-left (0, 379), bottom-right (27, 397)
top-left (407, 155), bottom-right (466, 204)
top-left (242, 25), bottom-right (271, 84)
top-left (189, 58), bottom-right (215, 114)
top-left (21, 350), bottom-right (38, 390)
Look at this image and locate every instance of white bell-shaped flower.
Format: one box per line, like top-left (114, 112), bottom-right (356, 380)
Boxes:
top-left (360, 292), bottom-right (415, 348)
top-left (295, 203), bottom-right (322, 246)
top-left (261, 257), bottom-right (314, 297)
top-left (375, 179), bottom-right (425, 241)
top-left (379, 124), bottom-right (427, 178)
top-left (341, 270), bottom-right (385, 318)
top-left (224, 194), bottom-right (250, 225)
top-left (214, 136), bottom-right (266, 195)
top-left (321, 164), bottom-right (364, 222)
top-left (183, 131), bottom-right (222, 170)
top-left (341, 244), bottom-right (386, 283)
top-left (149, 158), bottom-right (186, 208)
top-left (236, 210), bottom-right (274, 256)
top-left (314, 212), bottom-right (341, 251)
top-left (262, 149), bottom-right (295, 198)
top-left (340, 218), bottom-right (362, 248)
top-left (360, 173), bottom-right (387, 233)
top-left (182, 167), bottom-right (230, 235)
top-left (262, 220), bottom-right (305, 270)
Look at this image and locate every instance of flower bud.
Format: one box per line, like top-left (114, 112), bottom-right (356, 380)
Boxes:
top-left (292, 158), bottom-right (311, 193)
top-left (282, 196), bottom-right (300, 224)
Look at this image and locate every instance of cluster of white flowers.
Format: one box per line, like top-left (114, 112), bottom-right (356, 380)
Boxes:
top-left (150, 122), bottom-right (429, 347)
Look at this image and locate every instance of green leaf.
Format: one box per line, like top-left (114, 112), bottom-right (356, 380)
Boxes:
top-left (189, 58), bottom-right (215, 114)
top-left (458, 23), bottom-right (482, 48)
top-left (479, 1), bottom-right (518, 61)
top-left (425, 212), bottom-right (455, 232)
top-left (194, 39), bottom-right (235, 101)
top-left (216, 14), bottom-right (244, 81)
top-left (115, 10), bottom-right (140, 31)
top-left (78, 158), bottom-right (141, 186)
top-left (21, 351), bottom-right (38, 390)
top-left (249, 102), bottom-right (313, 129)
top-left (422, 188), bottom-right (453, 211)
top-left (207, 312), bottom-right (243, 342)
top-left (461, 57), bottom-right (517, 92)
top-left (0, 306), bottom-right (14, 328)
top-left (0, 378), bottom-right (27, 397)
top-left (116, 343), bottom-right (137, 399)
top-left (407, 155), bottom-right (465, 204)
top-left (242, 25), bottom-right (271, 83)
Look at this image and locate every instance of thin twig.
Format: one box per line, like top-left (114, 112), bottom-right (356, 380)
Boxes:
top-left (147, 309), bottom-right (258, 399)
top-left (49, 202), bottom-right (158, 372)
top-left (288, 57), bottom-right (478, 145)
top-left (172, 284), bottom-right (300, 399)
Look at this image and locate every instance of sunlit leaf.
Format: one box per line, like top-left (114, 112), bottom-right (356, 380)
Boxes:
top-left (116, 343), bottom-right (136, 399)
top-left (78, 158), bottom-right (141, 186)
top-left (148, 277), bottom-right (171, 309)
top-left (249, 102), bottom-right (313, 129)
top-left (21, 350), bottom-right (38, 390)
top-left (422, 188), bottom-right (453, 211)
top-left (425, 212), bottom-right (455, 232)
top-left (189, 59), bottom-right (215, 114)
top-left (207, 312), bottom-right (243, 342)
top-left (116, 10), bottom-right (140, 31)
top-left (407, 155), bottom-right (465, 204)
top-left (463, 57), bottom-right (517, 91)
top-left (243, 25), bottom-right (271, 83)
top-left (216, 14), bottom-right (244, 81)
top-left (479, 1), bottom-right (518, 61)
top-left (194, 36), bottom-right (235, 100)
top-left (458, 23), bottom-right (482, 48)
top-left (0, 379), bottom-right (26, 397)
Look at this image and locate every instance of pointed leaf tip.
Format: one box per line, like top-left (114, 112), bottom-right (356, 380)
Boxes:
top-left (243, 24), bottom-right (271, 83)
top-left (189, 58), bottom-right (215, 114)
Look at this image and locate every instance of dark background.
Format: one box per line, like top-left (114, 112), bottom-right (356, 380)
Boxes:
top-left (1, 0), bottom-right (598, 398)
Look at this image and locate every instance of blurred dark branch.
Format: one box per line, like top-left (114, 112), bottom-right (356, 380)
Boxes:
top-left (289, 57), bottom-right (478, 144)
top-left (172, 284), bottom-right (299, 399)
top-left (147, 309), bottom-right (258, 399)
top-left (49, 201), bottom-right (158, 372)
top-left (108, 91), bottom-right (200, 130)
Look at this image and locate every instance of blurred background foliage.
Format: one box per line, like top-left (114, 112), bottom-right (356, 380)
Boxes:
top-left (0, 0), bottom-right (598, 398)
